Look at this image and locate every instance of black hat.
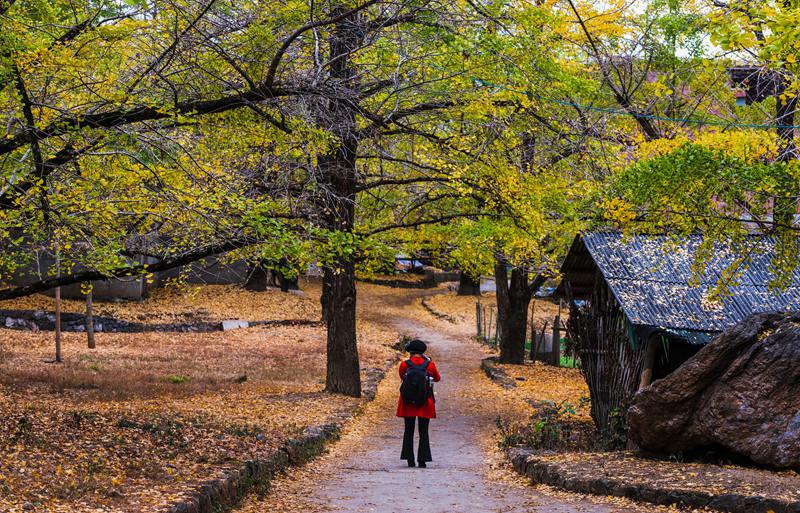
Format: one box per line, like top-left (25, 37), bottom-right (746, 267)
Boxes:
top-left (405, 339), bottom-right (427, 354)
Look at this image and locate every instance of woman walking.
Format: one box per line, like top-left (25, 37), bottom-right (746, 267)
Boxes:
top-left (397, 339), bottom-right (441, 468)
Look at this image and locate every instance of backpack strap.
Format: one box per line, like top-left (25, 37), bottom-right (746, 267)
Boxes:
top-left (405, 358), bottom-right (431, 370)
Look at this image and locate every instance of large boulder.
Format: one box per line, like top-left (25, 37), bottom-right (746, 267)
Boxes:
top-left (628, 311), bottom-right (800, 469)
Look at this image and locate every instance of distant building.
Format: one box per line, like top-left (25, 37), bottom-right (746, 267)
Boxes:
top-left (728, 65), bottom-right (781, 106)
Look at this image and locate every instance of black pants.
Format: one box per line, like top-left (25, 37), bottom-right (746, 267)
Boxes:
top-left (401, 416), bottom-right (432, 463)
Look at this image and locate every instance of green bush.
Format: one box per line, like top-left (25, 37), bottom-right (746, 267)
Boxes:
top-left (497, 400), bottom-right (577, 450)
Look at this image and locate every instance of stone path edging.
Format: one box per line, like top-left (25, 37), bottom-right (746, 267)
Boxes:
top-left (508, 448), bottom-right (800, 513)
top-left (420, 297), bottom-right (458, 324)
top-left (0, 309), bottom-right (321, 333)
top-left (357, 277), bottom-right (433, 289)
top-left (480, 356), bottom-right (517, 389)
top-left (164, 355), bottom-right (399, 513)
top-left (166, 424), bottom-right (337, 513)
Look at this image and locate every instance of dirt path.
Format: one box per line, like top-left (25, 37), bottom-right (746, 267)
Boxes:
top-left (236, 288), bottom-right (662, 513)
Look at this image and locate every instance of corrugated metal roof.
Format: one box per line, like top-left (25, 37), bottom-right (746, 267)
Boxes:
top-left (565, 232), bottom-right (800, 332)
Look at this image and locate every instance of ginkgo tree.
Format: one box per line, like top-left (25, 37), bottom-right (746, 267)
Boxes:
top-left (3, 0), bottom-right (789, 402)
top-left (0, 0), bottom-right (563, 395)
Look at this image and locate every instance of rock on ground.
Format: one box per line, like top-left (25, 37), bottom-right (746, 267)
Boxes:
top-left (628, 311), bottom-right (800, 469)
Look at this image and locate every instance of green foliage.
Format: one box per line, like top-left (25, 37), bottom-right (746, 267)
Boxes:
top-left (603, 407), bottom-right (629, 451)
top-left (608, 141), bottom-right (800, 289)
top-left (0, 0), bottom-right (796, 299)
top-left (166, 374), bottom-right (191, 385)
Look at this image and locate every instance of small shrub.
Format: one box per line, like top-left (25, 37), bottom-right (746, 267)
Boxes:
top-left (85, 456), bottom-right (104, 476)
top-left (166, 374), bottom-right (190, 384)
top-left (68, 411), bottom-right (97, 428)
top-left (499, 396), bottom-right (631, 452)
top-left (393, 334), bottom-right (413, 351)
top-left (497, 400), bottom-right (579, 450)
top-left (598, 407), bottom-right (628, 450)
top-left (496, 416), bottom-right (523, 448)
top-left (531, 400), bottom-right (576, 449)
top-left (12, 415), bottom-right (33, 443)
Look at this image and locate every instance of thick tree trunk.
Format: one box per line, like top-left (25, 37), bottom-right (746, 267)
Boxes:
top-left (318, 141), bottom-right (361, 396)
top-left (275, 258), bottom-right (299, 292)
top-left (322, 262), bottom-right (360, 396)
top-left (245, 260), bottom-right (270, 291)
top-left (319, 145), bottom-right (361, 396)
top-left (495, 261), bottom-right (531, 364)
top-left (317, 11), bottom-right (361, 396)
top-left (457, 272), bottom-right (481, 296)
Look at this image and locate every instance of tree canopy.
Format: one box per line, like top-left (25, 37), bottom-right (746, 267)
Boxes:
top-left (1, 0), bottom-right (798, 392)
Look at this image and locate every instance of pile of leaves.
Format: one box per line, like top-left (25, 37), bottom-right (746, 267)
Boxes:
top-left (0, 285), bottom-right (396, 512)
top-left (529, 451), bottom-right (800, 505)
top-left (0, 384), bottom-right (337, 512)
top-left (491, 362), bottom-right (597, 451)
top-left (496, 362), bottom-right (590, 418)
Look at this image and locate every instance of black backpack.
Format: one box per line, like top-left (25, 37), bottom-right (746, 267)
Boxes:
top-left (400, 358), bottom-right (432, 405)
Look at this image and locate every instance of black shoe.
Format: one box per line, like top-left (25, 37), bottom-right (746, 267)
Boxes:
top-left (418, 461), bottom-right (427, 468)
top-left (407, 460), bottom-right (416, 467)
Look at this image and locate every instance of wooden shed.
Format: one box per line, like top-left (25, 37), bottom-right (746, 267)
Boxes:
top-left (557, 231), bottom-right (800, 431)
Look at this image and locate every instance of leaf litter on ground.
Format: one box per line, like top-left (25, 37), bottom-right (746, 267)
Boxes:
top-left (0, 281), bottom-right (399, 513)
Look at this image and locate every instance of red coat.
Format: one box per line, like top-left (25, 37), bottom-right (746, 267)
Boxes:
top-left (396, 355), bottom-right (441, 419)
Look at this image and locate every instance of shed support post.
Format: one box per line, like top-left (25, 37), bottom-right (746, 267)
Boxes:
top-left (639, 338), bottom-right (659, 389)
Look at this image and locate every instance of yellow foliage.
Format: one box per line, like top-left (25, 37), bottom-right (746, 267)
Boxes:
top-left (601, 198), bottom-right (636, 225)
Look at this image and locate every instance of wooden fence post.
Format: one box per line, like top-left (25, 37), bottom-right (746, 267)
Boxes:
top-left (476, 301), bottom-right (482, 339)
top-left (54, 242), bottom-right (62, 363)
top-left (86, 287), bottom-right (95, 349)
top-left (54, 286), bottom-right (62, 363)
top-left (528, 317), bottom-right (536, 361)
top-left (553, 308), bottom-right (561, 366)
top-left (495, 308), bottom-right (501, 342)
top-left (535, 320), bottom-right (548, 363)
top-left (485, 308), bottom-right (494, 343)
top-left (482, 306), bottom-right (487, 343)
